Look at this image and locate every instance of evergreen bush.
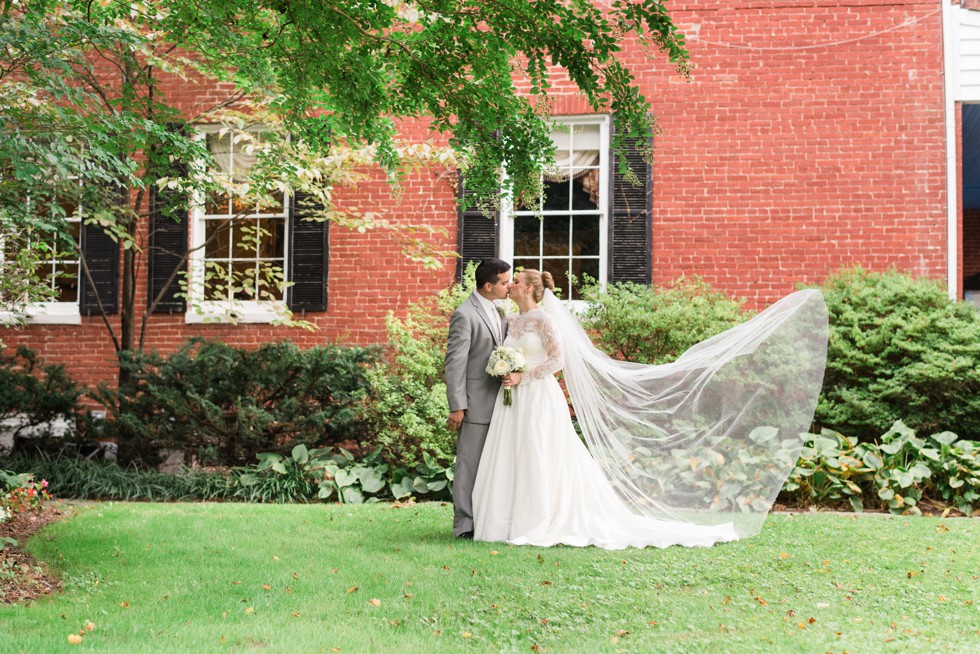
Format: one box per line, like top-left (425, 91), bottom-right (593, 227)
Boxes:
top-left (0, 346), bottom-right (81, 443)
top-left (93, 338), bottom-right (378, 466)
top-left (578, 277), bottom-right (750, 364)
top-left (814, 267), bottom-right (980, 440)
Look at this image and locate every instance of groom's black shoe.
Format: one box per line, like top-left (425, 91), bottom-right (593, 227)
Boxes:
top-left (456, 531), bottom-right (474, 540)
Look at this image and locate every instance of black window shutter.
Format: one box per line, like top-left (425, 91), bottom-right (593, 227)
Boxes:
top-left (608, 122), bottom-right (653, 285)
top-left (79, 221), bottom-right (119, 314)
top-left (456, 177), bottom-right (499, 282)
top-left (148, 126), bottom-right (189, 313)
top-left (287, 191), bottom-right (328, 312)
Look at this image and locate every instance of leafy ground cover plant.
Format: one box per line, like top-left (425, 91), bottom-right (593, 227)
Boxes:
top-left (782, 420), bottom-right (980, 515)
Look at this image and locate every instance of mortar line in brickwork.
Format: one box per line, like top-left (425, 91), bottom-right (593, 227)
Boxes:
top-left (692, 7), bottom-right (941, 51)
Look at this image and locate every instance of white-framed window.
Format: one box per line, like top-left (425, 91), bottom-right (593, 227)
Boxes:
top-left (186, 127), bottom-right (289, 324)
top-left (0, 192), bottom-right (82, 325)
top-left (500, 115), bottom-right (609, 300)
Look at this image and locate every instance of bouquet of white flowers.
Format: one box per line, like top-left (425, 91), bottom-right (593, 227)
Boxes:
top-left (485, 346), bottom-right (526, 406)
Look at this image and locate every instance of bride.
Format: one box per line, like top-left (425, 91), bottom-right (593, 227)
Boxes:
top-left (471, 269), bottom-right (828, 549)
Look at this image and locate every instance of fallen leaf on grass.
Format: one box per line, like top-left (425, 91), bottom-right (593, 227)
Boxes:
top-left (489, 551), bottom-right (499, 556)
top-left (347, 586), bottom-right (359, 593)
top-left (462, 632), bottom-right (473, 638)
top-left (292, 612), bottom-right (301, 618)
top-left (369, 598), bottom-right (381, 607)
top-left (119, 602), bottom-right (130, 608)
top-left (541, 580), bottom-right (553, 586)
top-left (83, 621), bottom-right (95, 632)
top-left (67, 634), bottom-right (83, 645)
top-left (779, 552), bottom-right (790, 559)
top-left (262, 585), bottom-right (271, 591)
top-left (245, 607), bottom-right (255, 614)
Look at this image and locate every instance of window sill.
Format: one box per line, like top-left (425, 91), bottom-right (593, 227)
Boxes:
top-left (0, 304), bottom-right (82, 325)
top-left (184, 301), bottom-right (288, 325)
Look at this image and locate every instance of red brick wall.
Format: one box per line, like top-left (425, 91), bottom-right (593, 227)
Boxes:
top-left (2, 0), bottom-right (953, 395)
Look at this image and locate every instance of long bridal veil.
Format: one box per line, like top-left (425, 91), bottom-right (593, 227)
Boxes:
top-left (541, 288), bottom-right (828, 538)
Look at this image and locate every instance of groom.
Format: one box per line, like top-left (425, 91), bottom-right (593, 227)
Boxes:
top-left (445, 258), bottom-right (512, 539)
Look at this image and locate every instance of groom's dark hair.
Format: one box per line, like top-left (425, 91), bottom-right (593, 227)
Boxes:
top-left (475, 258), bottom-right (511, 288)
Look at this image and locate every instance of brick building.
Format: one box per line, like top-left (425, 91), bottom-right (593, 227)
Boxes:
top-left (2, 0), bottom-right (978, 395)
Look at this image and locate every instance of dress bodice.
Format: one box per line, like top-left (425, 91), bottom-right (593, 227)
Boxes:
top-left (503, 308), bottom-right (564, 381)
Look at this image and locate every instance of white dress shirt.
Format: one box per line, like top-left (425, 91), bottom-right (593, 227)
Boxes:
top-left (475, 292), bottom-right (502, 342)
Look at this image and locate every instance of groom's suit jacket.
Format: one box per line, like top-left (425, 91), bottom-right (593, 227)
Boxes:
top-left (445, 292), bottom-right (507, 425)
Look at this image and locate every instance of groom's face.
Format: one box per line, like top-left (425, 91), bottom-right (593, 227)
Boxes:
top-left (486, 272), bottom-right (511, 301)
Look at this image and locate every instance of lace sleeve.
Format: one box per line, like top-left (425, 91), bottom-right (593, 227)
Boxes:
top-left (526, 312), bottom-right (564, 380)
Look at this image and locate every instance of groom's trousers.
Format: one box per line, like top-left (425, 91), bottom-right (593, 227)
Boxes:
top-left (454, 420), bottom-right (491, 536)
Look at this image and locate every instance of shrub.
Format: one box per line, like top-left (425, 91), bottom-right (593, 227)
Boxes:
top-left (92, 338), bottom-right (379, 466)
top-left (814, 267), bottom-right (980, 440)
top-left (578, 277), bottom-right (750, 364)
top-left (361, 274), bottom-right (471, 467)
top-left (0, 346), bottom-right (81, 442)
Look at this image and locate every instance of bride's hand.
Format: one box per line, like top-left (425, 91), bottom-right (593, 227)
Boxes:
top-left (501, 372), bottom-right (523, 387)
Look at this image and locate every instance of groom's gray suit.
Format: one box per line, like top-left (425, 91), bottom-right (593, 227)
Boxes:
top-left (445, 292), bottom-right (507, 536)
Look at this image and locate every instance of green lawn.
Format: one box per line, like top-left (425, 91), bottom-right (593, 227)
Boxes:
top-left (2, 502), bottom-right (978, 653)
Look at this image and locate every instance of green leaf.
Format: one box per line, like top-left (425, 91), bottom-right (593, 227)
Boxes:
top-left (292, 444), bottom-right (310, 465)
top-left (341, 487), bottom-right (364, 504)
top-left (862, 451), bottom-right (884, 470)
top-left (334, 469), bottom-right (356, 488)
top-left (931, 431), bottom-right (959, 446)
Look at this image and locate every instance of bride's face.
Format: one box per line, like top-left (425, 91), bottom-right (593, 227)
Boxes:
top-left (511, 273), bottom-right (531, 301)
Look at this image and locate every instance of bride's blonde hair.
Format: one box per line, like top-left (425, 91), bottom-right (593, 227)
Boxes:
top-left (520, 269), bottom-right (556, 303)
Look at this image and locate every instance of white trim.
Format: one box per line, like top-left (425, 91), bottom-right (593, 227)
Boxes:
top-left (944, 0), bottom-right (960, 299)
top-left (184, 300), bottom-right (289, 324)
top-left (0, 303), bottom-right (82, 325)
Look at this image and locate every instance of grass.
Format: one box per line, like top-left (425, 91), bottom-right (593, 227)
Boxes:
top-left (1, 502), bottom-right (978, 653)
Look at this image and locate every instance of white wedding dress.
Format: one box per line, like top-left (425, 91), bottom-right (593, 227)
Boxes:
top-left (471, 308), bottom-right (740, 549)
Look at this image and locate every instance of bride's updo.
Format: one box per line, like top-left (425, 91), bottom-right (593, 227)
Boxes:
top-left (521, 269), bottom-right (556, 303)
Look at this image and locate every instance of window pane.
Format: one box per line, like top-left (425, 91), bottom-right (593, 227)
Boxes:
top-left (230, 194), bottom-right (254, 216)
top-left (205, 220), bottom-right (230, 259)
top-left (231, 218), bottom-right (260, 259)
top-left (513, 216), bottom-right (540, 257)
top-left (572, 215), bottom-right (601, 256)
top-left (542, 178), bottom-right (570, 212)
top-left (541, 215), bottom-right (570, 257)
top-left (571, 168), bottom-right (600, 211)
top-left (232, 260), bottom-right (258, 300)
top-left (55, 262), bottom-right (79, 302)
top-left (571, 258), bottom-right (600, 300)
top-left (204, 260), bottom-right (231, 301)
top-left (258, 218), bottom-right (285, 259)
top-left (37, 263), bottom-right (56, 292)
top-left (512, 257), bottom-right (539, 274)
top-left (257, 189), bottom-right (284, 215)
top-left (206, 190), bottom-right (230, 216)
top-left (541, 259), bottom-right (569, 299)
top-left (255, 261), bottom-right (285, 301)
